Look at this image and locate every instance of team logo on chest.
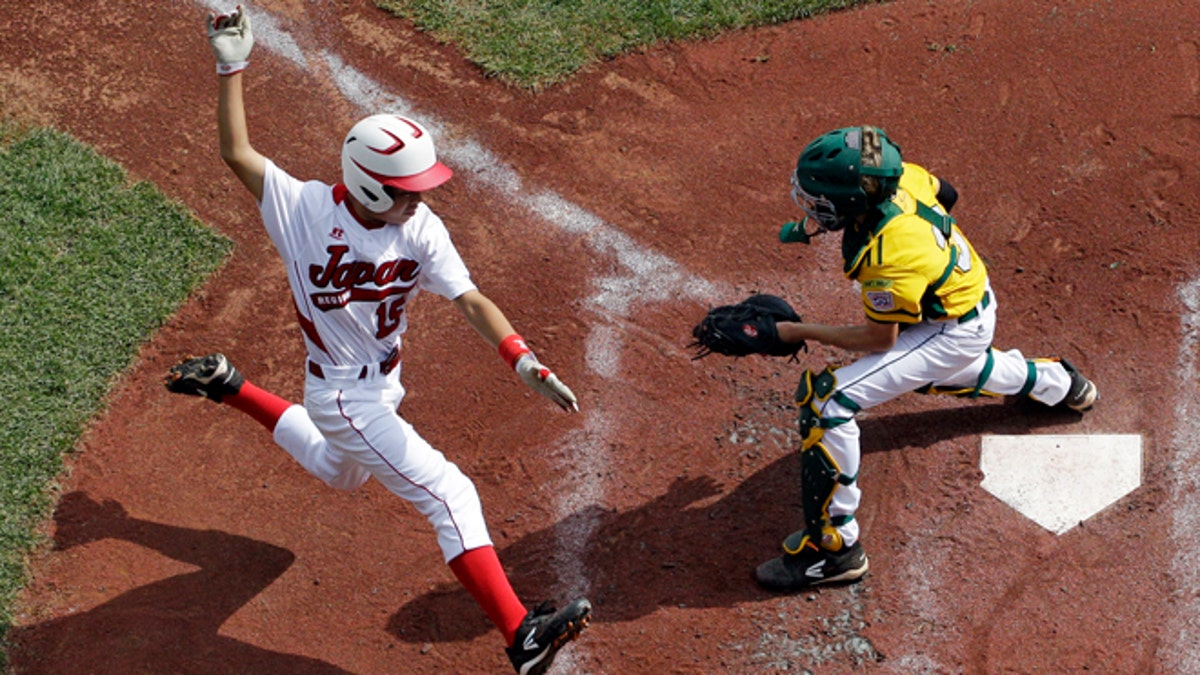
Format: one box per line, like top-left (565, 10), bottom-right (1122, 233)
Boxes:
top-left (308, 245), bottom-right (419, 312)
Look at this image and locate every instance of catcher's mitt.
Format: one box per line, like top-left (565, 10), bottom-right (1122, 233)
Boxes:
top-left (689, 294), bottom-right (807, 360)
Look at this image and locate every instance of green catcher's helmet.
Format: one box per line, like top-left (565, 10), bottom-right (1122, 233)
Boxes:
top-left (791, 126), bottom-right (903, 232)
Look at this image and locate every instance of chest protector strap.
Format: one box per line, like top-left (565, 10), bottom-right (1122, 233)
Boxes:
top-left (914, 201), bottom-right (960, 320)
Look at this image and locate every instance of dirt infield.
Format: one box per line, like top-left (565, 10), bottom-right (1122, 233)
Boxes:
top-left (5, 0), bottom-right (1200, 672)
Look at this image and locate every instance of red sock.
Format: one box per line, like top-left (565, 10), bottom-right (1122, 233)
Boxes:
top-left (223, 381), bottom-right (293, 433)
top-left (448, 546), bottom-right (528, 644)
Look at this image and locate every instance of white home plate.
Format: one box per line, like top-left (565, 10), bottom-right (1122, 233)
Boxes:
top-left (979, 434), bottom-right (1142, 534)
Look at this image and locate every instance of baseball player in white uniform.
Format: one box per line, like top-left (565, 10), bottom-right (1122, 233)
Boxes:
top-left (165, 8), bottom-right (589, 674)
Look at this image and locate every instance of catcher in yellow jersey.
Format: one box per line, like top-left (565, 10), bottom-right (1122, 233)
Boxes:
top-left (753, 126), bottom-right (1098, 591)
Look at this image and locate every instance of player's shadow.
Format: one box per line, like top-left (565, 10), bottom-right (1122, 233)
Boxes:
top-left (387, 398), bottom-right (1083, 642)
top-left (9, 491), bottom-right (351, 675)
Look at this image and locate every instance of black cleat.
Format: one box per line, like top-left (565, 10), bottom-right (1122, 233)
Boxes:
top-left (164, 353), bottom-right (244, 403)
top-left (506, 598), bottom-right (592, 675)
top-left (755, 540), bottom-right (869, 592)
top-left (1059, 359), bottom-right (1098, 412)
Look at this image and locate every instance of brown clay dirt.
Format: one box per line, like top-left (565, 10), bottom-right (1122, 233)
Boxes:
top-left (4, 0), bottom-right (1200, 673)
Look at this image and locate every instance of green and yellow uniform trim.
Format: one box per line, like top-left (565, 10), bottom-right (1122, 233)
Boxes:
top-left (842, 163), bottom-right (989, 325)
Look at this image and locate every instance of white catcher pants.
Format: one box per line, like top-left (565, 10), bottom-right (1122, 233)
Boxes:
top-left (818, 289), bottom-right (1074, 547)
top-left (271, 361), bottom-right (492, 562)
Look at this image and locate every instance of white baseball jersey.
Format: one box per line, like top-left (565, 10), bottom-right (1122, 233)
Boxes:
top-left (259, 158), bottom-right (477, 368)
top-left (255, 159), bottom-right (493, 562)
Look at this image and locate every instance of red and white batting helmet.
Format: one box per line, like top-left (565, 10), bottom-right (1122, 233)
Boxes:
top-left (341, 114), bottom-right (452, 213)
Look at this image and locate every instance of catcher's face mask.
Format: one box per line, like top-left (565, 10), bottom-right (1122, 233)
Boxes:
top-left (791, 172), bottom-right (843, 232)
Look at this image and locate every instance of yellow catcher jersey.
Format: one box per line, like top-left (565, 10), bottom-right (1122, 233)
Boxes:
top-left (844, 163), bottom-right (988, 324)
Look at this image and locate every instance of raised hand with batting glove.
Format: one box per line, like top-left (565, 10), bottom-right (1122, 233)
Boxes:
top-left (207, 5), bottom-right (253, 76)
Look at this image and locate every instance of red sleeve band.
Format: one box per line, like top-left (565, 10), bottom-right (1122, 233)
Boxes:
top-left (498, 334), bottom-right (531, 370)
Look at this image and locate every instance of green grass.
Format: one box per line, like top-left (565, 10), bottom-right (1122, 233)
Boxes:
top-left (0, 126), bottom-right (231, 664)
top-left (376, 0), bottom-right (878, 89)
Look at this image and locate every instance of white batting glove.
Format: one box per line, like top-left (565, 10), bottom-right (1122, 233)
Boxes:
top-left (207, 5), bottom-right (254, 76)
top-left (515, 354), bottom-right (579, 412)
